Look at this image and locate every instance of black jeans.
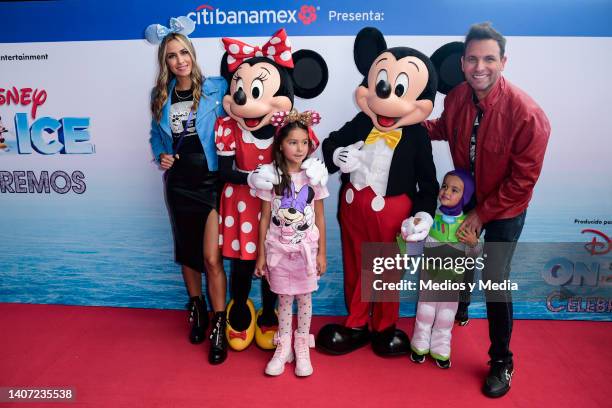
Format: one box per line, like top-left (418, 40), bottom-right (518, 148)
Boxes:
top-left (482, 211), bottom-right (526, 363)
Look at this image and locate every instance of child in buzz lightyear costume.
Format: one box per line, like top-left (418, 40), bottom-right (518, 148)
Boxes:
top-left (402, 168), bottom-right (481, 368)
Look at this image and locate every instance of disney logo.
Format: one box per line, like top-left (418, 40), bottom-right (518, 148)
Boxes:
top-left (582, 229), bottom-right (611, 256)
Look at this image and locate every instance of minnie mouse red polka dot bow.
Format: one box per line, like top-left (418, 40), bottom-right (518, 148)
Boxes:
top-left (222, 28), bottom-right (294, 72)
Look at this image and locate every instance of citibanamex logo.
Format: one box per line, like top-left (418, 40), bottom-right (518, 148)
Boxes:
top-left (298, 5), bottom-right (317, 25)
top-left (188, 4), bottom-right (319, 26)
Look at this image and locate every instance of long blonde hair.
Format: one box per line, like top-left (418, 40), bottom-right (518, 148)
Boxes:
top-left (151, 33), bottom-right (204, 123)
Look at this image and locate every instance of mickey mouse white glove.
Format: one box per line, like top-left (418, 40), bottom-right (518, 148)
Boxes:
top-left (247, 164), bottom-right (280, 191)
top-left (400, 217), bottom-right (416, 240)
top-left (301, 157), bottom-right (329, 187)
top-left (401, 212), bottom-right (434, 242)
top-left (332, 141), bottom-right (366, 174)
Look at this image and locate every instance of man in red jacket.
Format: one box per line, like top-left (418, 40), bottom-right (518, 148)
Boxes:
top-left (424, 22), bottom-right (550, 398)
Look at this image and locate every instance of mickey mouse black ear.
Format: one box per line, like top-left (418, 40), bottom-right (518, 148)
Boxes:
top-left (354, 27), bottom-right (387, 77)
top-left (431, 41), bottom-right (465, 95)
top-left (291, 49), bottom-right (328, 99)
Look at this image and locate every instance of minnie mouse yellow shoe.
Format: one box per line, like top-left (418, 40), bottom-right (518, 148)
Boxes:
top-left (225, 298), bottom-right (256, 351)
top-left (255, 308), bottom-right (278, 350)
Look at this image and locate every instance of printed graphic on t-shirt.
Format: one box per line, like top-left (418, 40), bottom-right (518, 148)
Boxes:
top-left (271, 181), bottom-right (315, 244)
top-left (469, 112), bottom-right (480, 173)
top-left (170, 101), bottom-right (198, 139)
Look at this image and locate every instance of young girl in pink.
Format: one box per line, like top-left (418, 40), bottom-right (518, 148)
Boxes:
top-left (255, 110), bottom-right (328, 377)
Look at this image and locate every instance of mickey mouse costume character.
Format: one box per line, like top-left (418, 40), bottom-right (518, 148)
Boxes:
top-left (317, 27), bottom-right (439, 356)
top-left (215, 29), bottom-right (328, 351)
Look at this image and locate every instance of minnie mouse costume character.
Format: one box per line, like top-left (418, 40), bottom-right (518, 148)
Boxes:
top-left (215, 29), bottom-right (328, 351)
top-left (317, 27), bottom-right (439, 356)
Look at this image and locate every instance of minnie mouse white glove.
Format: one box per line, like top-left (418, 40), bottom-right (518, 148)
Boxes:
top-left (301, 157), bottom-right (329, 187)
top-left (401, 212), bottom-right (434, 242)
top-left (247, 164), bottom-right (280, 191)
top-left (332, 141), bottom-right (366, 174)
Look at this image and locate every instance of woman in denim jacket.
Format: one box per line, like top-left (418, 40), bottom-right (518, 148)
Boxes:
top-left (149, 30), bottom-right (228, 365)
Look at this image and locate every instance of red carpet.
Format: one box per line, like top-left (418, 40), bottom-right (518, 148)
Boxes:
top-left (1, 303), bottom-right (609, 407)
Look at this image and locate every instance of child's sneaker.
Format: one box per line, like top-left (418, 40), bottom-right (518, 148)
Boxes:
top-left (265, 332), bottom-right (293, 376)
top-left (434, 357), bottom-right (451, 369)
top-left (456, 315), bottom-right (469, 326)
top-left (455, 303), bottom-right (469, 326)
top-left (293, 330), bottom-right (315, 377)
top-left (410, 351), bottom-right (426, 364)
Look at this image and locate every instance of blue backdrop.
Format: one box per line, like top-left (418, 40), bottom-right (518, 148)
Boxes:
top-left (1, 0), bottom-right (611, 321)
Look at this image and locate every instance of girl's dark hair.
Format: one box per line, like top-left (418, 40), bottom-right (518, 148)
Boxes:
top-left (273, 121), bottom-right (312, 196)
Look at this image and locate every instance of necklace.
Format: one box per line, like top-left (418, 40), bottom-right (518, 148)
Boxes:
top-left (174, 87), bottom-right (193, 101)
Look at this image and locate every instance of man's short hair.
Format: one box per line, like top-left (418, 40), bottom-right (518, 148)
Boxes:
top-left (465, 22), bottom-right (506, 57)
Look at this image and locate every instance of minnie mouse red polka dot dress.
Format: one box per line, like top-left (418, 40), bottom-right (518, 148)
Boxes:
top-left (215, 116), bottom-right (273, 260)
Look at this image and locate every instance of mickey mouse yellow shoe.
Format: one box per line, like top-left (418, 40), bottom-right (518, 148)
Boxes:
top-left (225, 298), bottom-right (255, 351)
top-left (255, 308), bottom-right (278, 350)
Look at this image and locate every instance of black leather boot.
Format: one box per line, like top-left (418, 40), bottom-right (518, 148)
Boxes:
top-left (187, 296), bottom-right (208, 344)
top-left (316, 323), bottom-right (370, 355)
top-left (209, 312), bottom-right (228, 365)
top-left (371, 325), bottom-right (410, 356)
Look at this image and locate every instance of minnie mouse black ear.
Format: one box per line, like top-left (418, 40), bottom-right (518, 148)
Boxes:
top-left (220, 51), bottom-right (232, 85)
top-left (431, 41), bottom-right (465, 95)
top-left (290, 49), bottom-right (328, 99)
top-left (353, 27), bottom-right (387, 77)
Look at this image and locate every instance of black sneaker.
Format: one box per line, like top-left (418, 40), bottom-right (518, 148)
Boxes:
top-left (410, 351), bottom-right (426, 364)
top-left (187, 296), bottom-right (208, 344)
top-left (208, 312), bottom-right (228, 365)
top-left (434, 358), bottom-right (451, 369)
top-left (483, 360), bottom-right (514, 398)
top-left (455, 304), bottom-right (469, 326)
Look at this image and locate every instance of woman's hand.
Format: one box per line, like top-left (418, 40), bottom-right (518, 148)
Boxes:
top-left (255, 254), bottom-right (267, 278)
top-left (160, 153), bottom-right (175, 170)
top-left (316, 252), bottom-right (327, 276)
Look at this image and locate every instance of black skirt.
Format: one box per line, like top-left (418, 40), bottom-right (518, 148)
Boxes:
top-left (164, 153), bottom-right (220, 272)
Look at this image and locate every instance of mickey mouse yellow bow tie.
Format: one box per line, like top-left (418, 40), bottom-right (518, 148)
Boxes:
top-left (364, 128), bottom-right (402, 149)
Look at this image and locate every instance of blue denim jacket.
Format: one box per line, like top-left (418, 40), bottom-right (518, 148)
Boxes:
top-left (149, 76), bottom-right (227, 171)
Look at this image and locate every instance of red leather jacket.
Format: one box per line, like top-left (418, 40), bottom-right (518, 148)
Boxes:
top-left (424, 77), bottom-right (550, 224)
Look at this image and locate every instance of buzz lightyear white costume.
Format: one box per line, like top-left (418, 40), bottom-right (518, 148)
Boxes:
top-left (411, 210), bottom-right (482, 362)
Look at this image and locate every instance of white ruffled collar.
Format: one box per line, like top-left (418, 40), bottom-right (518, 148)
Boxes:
top-left (241, 130), bottom-right (273, 150)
